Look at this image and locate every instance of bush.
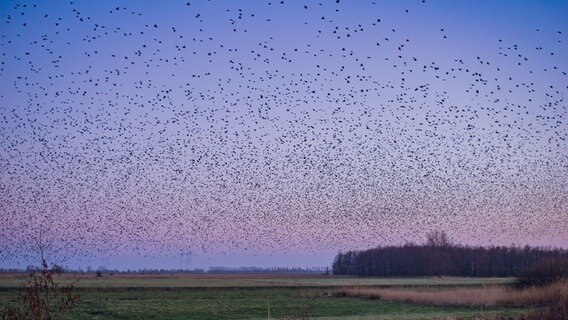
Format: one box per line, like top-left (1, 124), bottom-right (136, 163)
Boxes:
top-left (517, 280), bottom-right (568, 320)
top-left (1, 259), bottom-right (80, 320)
top-left (516, 258), bottom-right (568, 288)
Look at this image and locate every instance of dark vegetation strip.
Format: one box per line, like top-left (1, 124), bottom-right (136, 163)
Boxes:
top-left (333, 242), bottom-right (568, 277)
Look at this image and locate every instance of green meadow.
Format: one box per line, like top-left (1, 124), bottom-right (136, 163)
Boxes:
top-left (0, 274), bottom-right (531, 319)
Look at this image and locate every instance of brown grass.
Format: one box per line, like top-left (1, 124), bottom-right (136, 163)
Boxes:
top-left (510, 283), bottom-right (568, 320)
top-left (332, 280), bottom-right (568, 308)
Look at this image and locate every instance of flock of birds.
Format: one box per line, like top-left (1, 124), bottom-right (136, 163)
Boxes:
top-left (0, 1), bottom-right (566, 266)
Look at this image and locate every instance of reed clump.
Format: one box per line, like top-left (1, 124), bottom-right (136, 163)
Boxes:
top-left (332, 279), bottom-right (568, 308)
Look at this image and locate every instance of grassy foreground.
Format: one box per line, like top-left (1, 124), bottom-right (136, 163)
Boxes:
top-left (0, 274), bottom-right (530, 319)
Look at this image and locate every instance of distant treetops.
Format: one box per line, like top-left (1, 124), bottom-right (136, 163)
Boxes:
top-left (333, 231), bottom-right (568, 278)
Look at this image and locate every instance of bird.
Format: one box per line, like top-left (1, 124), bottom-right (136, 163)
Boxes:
top-left (0, 0), bottom-right (565, 269)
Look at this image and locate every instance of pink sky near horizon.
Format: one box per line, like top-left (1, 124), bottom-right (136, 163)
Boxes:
top-left (0, 0), bottom-right (566, 268)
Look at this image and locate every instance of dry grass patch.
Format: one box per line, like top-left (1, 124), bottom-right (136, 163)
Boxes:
top-left (333, 286), bottom-right (509, 306)
top-left (332, 280), bottom-right (568, 308)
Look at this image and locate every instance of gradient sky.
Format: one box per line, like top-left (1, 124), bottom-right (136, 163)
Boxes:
top-left (0, 0), bottom-right (567, 270)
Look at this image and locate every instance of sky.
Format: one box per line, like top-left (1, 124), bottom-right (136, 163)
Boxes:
top-left (0, 0), bottom-right (566, 270)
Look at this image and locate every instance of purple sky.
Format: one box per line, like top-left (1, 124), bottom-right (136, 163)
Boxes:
top-left (0, 0), bottom-right (567, 270)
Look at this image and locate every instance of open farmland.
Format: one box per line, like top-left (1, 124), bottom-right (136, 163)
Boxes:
top-left (0, 274), bottom-right (531, 319)
top-left (0, 273), bottom-right (514, 289)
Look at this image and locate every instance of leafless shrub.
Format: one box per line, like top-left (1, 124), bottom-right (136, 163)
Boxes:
top-left (1, 259), bottom-right (80, 320)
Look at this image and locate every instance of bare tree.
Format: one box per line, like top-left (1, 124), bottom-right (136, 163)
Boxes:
top-left (426, 230), bottom-right (452, 248)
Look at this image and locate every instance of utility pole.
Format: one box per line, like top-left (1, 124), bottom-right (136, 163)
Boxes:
top-left (185, 250), bottom-right (189, 270)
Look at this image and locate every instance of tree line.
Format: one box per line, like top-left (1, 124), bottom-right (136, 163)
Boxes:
top-left (332, 231), bottom-right (568, 277)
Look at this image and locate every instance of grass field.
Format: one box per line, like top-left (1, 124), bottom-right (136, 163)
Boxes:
top-left (0, 273), bottom-right (514, 289)
top-left (0, 274), bottom-right (530, 319)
